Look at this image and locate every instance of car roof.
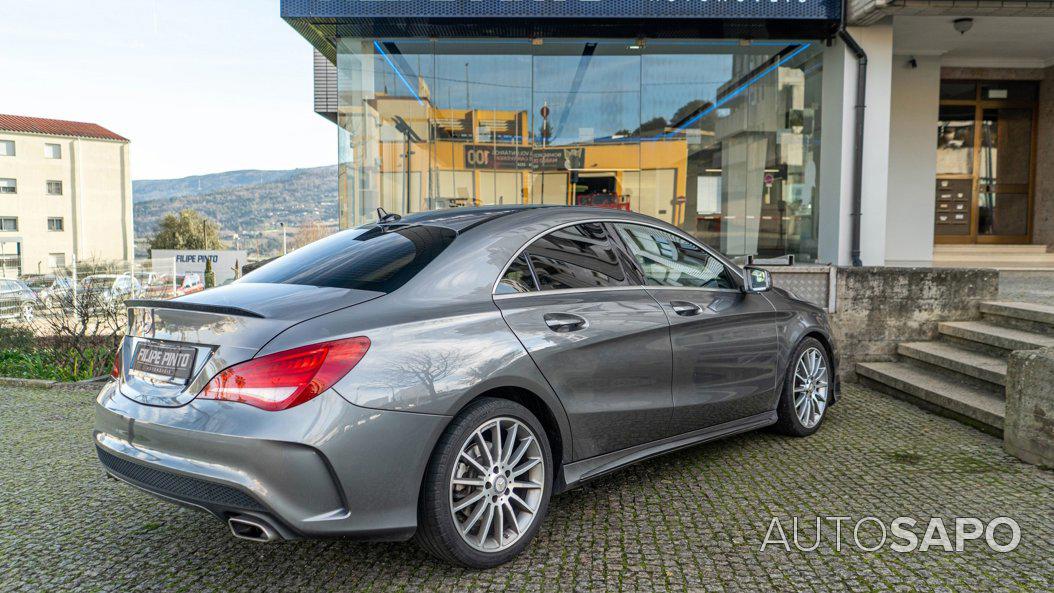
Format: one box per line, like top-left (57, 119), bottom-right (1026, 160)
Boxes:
top-left (390, 205), bottom-right (552, 232)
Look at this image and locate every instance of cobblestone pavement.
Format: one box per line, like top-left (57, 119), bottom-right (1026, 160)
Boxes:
top-left (2, 384), bottom-right (1052, 592)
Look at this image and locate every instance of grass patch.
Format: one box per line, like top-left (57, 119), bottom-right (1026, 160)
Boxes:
top-left (887, 451), bottom-right (924, 465)
top-left (0, 347), bottom-right (113, 382)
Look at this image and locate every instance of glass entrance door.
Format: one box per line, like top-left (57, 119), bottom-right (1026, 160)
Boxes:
top-left (935, 81), bottom-right (1037, 244)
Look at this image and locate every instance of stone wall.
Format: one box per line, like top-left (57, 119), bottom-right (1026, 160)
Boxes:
top-left (830, 267), bottom-right (1000, 378)
top-left (1034, 65), bottom-right (1054, 247)
top-left (1005, 347), bottom-right (1054, 468)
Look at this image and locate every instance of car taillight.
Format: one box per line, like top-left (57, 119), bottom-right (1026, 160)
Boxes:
top-left (198, 337), bottom-right (371, 411)
top-left (111, 347), bottom-right (121, 379)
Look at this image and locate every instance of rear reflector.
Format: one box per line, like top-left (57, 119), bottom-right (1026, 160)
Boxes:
top-left (198, 337), bottom-right (370, 411)
top-left (111, 346), bottom-right (121, 379)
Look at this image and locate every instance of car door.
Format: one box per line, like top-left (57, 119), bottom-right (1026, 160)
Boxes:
top-left (0, 280), bottom-right (15, 316)
top-left (493, 222), bottom-right (674, 460)
top-left (610, 223), bottom-right (778, 435)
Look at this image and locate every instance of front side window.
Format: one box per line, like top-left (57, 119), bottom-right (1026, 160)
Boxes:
top-left (44, 143), bottom-right (61, 159)
top-left (496, 254), bottom-right (536, 294)
top-left (0, 217), bottom-right (17, 231)
top-left (0, 179), bottom-right (15, 194)
top-left (240, 224), bottom-right (457, 292)
top-left (614, 223), bottom-right (737, 290)
top-left (47, 217), bottom-right (64, 232)
top-left (524, 223), bottom-right (628, 291)
top-left (0, 140), bottom-right (13, 157)
top-left (46, 180), bottom-right (62, 195)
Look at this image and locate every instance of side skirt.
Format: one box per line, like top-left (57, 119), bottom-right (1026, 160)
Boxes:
top-left (559, 411), bottom-right (777, 491)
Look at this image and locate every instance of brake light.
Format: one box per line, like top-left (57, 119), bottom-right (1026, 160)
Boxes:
top-left (198, 337), bottom-right (371, 411)
top-left (110, 347), bottom-right (121, 379)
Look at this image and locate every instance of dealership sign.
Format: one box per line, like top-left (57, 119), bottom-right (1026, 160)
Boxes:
top-left (464, 145), bottom-right (586, 171)
top-left (152, 250), bottom-right (248, 285)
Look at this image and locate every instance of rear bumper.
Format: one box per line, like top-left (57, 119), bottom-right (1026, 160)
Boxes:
top-left (94, 381), bottom-right (449, 540)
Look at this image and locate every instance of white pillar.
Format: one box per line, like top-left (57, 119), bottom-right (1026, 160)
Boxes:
top-left (885, 53), bottom-right (940, 264)
top-left (853, 24), bottom-right (894, 266)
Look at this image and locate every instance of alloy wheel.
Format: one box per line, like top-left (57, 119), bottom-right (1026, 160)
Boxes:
top-left (448, 416), bottom-right (545, 552)
top-left (792, 347), bottom-right (828, 428)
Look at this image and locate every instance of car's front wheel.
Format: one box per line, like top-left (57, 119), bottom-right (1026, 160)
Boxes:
top-left (774, 337), bottom-right (831, 437)
top-left (415, 397), bottom-right (552, 568)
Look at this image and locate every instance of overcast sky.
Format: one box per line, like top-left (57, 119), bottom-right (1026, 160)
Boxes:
top-left (0, 0), bottom-right (333, 180)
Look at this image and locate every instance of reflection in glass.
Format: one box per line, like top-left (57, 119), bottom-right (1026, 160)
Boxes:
top-left (336, 39), bottom-right (824, 262)
top-left (936, 106), bottom-right (975, 176)
top-left (978, 108), bottom-right (1032, 237)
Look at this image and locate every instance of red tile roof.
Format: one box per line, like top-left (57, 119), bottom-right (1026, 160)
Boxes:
top-left (0, 114), bottom-right (128, 142)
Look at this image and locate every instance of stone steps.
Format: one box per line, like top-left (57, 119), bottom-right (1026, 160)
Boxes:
top-left (857, 362), bottom-right (1005, 434)
top-left (858, 301), bottom-right (1054, 436)
top-left (897, 341), bottom-right (1007, 387)
top-left (934, 244), bottom-right (1048, 254)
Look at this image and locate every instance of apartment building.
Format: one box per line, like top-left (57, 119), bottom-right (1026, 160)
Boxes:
top-left (0, 114), bottom-right (132, 276)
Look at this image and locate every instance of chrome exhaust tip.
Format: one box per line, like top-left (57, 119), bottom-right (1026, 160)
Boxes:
top-left (228, 515), bottom-right (278, 542)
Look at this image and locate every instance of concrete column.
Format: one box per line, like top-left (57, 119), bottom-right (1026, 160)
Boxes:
top-left (818, 41), bottom-right (852, 265)
top-left (885, 53), bottom-right (941, 264)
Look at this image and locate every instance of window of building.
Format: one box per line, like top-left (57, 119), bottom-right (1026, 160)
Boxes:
top-left (524, 223), bottom-right (628, 291)
top-left (335, 38), bottom-right (825, 263)
top-left (0, 217), bottom-right (17, 231)
top-left (0, 179), bottom-right (15, 194)
top-left (47, 217), bottom-right (64, 232)
top-left (46, 180), bottom-right (63, 195)
top-left (0, 140), bottom-right (13, 157)
top-left (614, 223), bottom-right (737, 289)
top-left (48, 253), bottom-right (66, 269)
top-left (44, 143), bottom-right (62, 159)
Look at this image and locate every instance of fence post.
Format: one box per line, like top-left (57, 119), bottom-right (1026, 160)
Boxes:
top-left (71, 253), bottom-right (78, 320)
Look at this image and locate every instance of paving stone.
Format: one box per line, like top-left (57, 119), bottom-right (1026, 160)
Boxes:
top-left (0, 384), bottom-right (1051, 592)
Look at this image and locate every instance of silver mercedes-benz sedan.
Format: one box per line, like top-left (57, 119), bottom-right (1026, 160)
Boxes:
top-left (95, 206), bottom-right (837, 568)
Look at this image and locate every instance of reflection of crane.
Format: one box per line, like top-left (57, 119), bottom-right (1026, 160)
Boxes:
top-left (391, 115), bottom-right (422, 214)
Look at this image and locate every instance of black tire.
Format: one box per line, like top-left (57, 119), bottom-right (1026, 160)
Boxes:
top-left (414, 397), bottom-right (553, 568)
top-left (773, 337), bottom-right (831, 437)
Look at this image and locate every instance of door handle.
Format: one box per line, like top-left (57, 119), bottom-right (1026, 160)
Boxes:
top-left (543, 313), bottom-right (587, 332)
top-left (670, 301), bottom-right (702, 316)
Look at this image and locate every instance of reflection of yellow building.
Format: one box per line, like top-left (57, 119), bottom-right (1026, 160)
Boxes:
top-left (344, 94), bottom-right (689, 226)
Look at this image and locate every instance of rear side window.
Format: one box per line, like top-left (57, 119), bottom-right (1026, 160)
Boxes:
top-left (524, 223), bottom-right (628, 291)
top-left (240, 224), bottom-right (457, 292)
top-left (496, 255), bottom-right (536, 294)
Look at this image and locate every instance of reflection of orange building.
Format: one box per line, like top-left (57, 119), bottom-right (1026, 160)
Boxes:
top-left (356, 95), bottom-right (690, 226)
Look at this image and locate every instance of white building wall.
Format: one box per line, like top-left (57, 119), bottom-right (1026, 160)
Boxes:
top-left (0, 131), bottom-right (131, 275)
top-left (818, 39), bottom-right (852, 265)
top-left (885, 54), bottom-right (940, 264)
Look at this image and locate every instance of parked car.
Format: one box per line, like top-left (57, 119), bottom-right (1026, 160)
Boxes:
top-left (0, 278), bottom-right (39, 321)
top-left (174, 273), bottom-right (204, 296)
top-left (23, 275), bottom-right (74, 308)
top-left (81, 274), bottom-right (142, 305)
top-left (95, 206), bottom-right (838, 568)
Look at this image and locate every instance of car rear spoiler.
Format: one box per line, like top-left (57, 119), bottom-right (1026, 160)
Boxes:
top-left (124, 299), bottom-right (266, 319)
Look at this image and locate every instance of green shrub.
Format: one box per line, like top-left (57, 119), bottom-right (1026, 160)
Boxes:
top-left (0, 346), bottom-right (113, 382)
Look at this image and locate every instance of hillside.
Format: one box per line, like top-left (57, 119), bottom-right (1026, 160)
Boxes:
top-left (132, 166), bottom-right (332, 203)
top-left (133, 165), bottom-right (339, 238)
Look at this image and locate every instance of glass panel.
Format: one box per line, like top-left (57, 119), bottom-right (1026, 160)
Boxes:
top-left (979, 108), bottom-right (1032, 187)
top-left (936, 106), bottom-right (975, 175)
top-left (613, 223), bottom-right (736, 289)
top-left (939, 81), bottom-right (976, 101)
top-left (496, 255), bottom-right (536, 294)
top-left (335, 38), bottom-right (823, 261)
top-left (981, 82), bottom-right (1038, 102)
top-left (978, 192), bottom-right (1029, 236)
top-left (525, 223), bottom-right (627, 290)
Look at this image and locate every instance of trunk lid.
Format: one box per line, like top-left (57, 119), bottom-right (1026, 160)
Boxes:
top-left (118, 283), bottom-right (383, 407)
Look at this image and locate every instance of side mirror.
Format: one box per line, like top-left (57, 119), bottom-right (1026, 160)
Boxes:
top-left (743, 266), bottom-right (772, 293)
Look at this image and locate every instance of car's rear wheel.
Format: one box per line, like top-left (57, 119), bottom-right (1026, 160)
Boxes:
top-left (774, 337), bottom-right (831, 437)
top-left (415, 397), bottom-right (552, 568)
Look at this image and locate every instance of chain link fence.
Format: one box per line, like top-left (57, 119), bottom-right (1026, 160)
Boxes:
top-left (0, 258), bottom-right (195, 381)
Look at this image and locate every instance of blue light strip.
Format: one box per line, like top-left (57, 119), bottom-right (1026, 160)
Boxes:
top-left (373, 40), bottom-right (423, 105)
top-left (652, 42), bottom-right (812, 140)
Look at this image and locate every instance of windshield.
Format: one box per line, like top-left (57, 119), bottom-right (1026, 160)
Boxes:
top-left (240, 224), bottom-right (457, 293)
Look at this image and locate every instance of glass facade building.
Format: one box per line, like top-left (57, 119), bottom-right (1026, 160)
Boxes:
top-left (336, 39), bottom-right (824, 262)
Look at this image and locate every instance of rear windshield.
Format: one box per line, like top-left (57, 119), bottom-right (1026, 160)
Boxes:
top-left (239, 224), bottom-right (457, 292)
